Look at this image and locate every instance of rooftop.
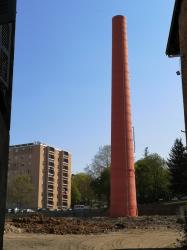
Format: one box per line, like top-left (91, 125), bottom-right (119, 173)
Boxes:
top-left (9, 142), bottom-right (70, 153)
top-left (166, 0), bottom-right (182, 57)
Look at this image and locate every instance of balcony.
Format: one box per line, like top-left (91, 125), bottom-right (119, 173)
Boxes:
top-left (63, 155), bottom-right (68, 160)
top-left (63, 151), bottom-right (69, 156)
top-left (63, 173), bottom-right (68, 178)
top-left (49, 154), bottom-right (54, 160)
top-left (63, 162), bottom-right (68, 167)
top-left (48, 194), bottom-right (53, 199)
top-left (48, 168), bottom-right (54, 174)
top-left (48, 176), bottom-right (54, 182)
top-left (48, 147), bottom-right (54, 153)
top-left (62, 202), bottom-right (68, 207)
top-left (48, 173), bottom-right (54, 178)
top-left (63, 168), bottom-right (68, 172)
top-left (48, 161), bottom-right (54, 167)
top-left (48, 184), bottom-right (53, 189)
top-left (63, 195), bottom-right (68, 200)
top-left (63, 180), bottom-right (68, 185)
top-left (63, 158), bottom-right (68, 163)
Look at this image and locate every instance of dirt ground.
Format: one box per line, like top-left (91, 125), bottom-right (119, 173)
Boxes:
top-left (3, 215), bottom-right (185, 249)
top-left (4, 229), bottom-right (183, 250)
top-left (5, 214), bottom-right (182, 234)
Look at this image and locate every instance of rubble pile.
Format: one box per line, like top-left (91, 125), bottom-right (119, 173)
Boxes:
top-left (6, 214), bottom-right (181, 235)
top-left (11, 214), bottom-right (114, 234)
top-left (5, 223), bottom-right (22, 234)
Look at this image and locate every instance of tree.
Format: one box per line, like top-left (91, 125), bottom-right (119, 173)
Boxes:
top-left (71, 173), bottom-right (94, 206)
top-left (85, 145), bottom-right (111, 207)
top-left (91, 167), bottom-right (110, 206)
top-left (135, 153), bottom-right (171, 203)
top-left (6, 175), bottom-right (34, 208)
top-left (71, 178), bottom-right (81, 206)
top-left (85, 145), bottom-right (111, 178)
top-left (167, 138), bottom-right (187, 197)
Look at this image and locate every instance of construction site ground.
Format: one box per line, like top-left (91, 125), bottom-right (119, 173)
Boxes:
top-left (3, 214), bottom-right (186, 249)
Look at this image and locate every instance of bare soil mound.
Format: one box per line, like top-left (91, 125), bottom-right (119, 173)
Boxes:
top-left (6, 214), bottom-right (182, 235)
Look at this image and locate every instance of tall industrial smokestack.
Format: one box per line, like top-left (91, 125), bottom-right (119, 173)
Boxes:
top-left (110, 15), bottom-right (137, 217)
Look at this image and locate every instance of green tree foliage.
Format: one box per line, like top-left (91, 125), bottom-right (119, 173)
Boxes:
top-left (71, 179), bottom-right (81, 205)
top-left (6, 175), bottom-right (34, 208)
top-left (85, 145), bottom-right (111, 178)
top-left (71, 173), bottom-right (94, 206)
top-left (167, 138), bottom-right (187, 197)
top-left (91, 167), bottom-right (110, 206)
top-left (135, 153), bottom-right (170, 203)
top-left (85, 145), bottom-right (111, 207)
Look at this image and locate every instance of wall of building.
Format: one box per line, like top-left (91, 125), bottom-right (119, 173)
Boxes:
top-left (8, 142), bottom-right (71, 210)
top-left (179, 1), bottom-right (187, 138)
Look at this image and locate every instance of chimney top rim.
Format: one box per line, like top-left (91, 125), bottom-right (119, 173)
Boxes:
top-left (113, 15), bottom-right (126, 19)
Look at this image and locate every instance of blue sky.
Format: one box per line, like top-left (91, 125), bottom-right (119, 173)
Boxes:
top-left (10, 0), bottom-right (185, 173)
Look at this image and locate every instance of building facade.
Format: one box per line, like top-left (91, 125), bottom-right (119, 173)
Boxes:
top-left (0, 1), bottom-right (17, 248)
top-left (166, 0), bottom-right (187, 144)
top-left (8, 142), bottom-right (71, 209)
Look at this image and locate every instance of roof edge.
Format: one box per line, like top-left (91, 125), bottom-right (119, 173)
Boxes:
top-left (166, 0), bottom-right (182, 57)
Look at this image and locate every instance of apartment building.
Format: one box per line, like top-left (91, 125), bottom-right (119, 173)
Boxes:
top-left (8, 142), bottom-right (71, 210)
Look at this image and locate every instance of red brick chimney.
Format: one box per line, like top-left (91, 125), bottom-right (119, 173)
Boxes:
top-left (110, 15), bottom-right (138, 217)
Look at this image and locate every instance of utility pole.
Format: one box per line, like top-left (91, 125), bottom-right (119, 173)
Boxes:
top-left (0, 1), bottom-right (17, 249)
